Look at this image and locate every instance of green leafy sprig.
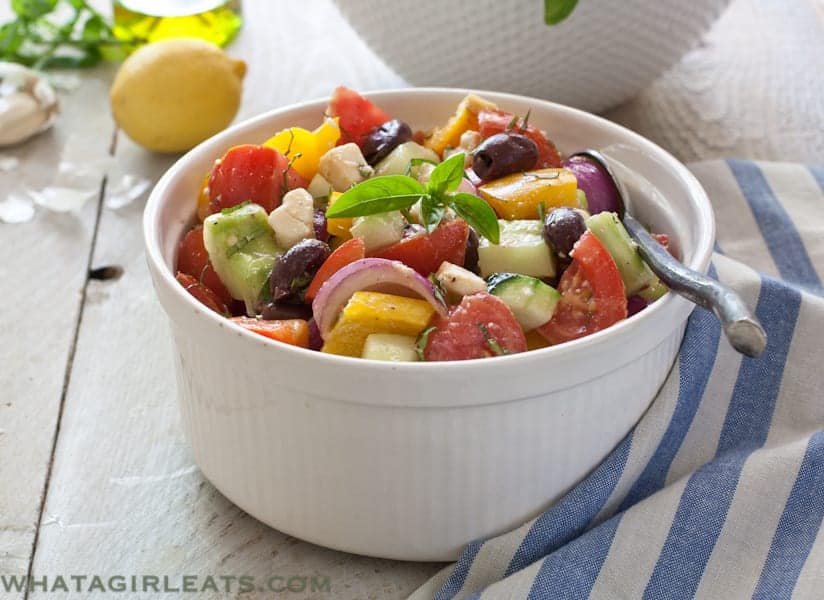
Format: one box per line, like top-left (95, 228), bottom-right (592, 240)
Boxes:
top-left (544, 0), bottom-right (578, 25)
top-left (325, 152), bottom-right (501, 244)
top-left (1, 0), bottom-right (136, 69)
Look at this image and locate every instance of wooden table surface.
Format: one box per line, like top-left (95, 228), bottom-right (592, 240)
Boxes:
top-left (1, 0), bottom-right (822, 598)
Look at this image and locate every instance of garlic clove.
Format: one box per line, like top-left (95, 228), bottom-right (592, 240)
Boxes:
top-left (0, 62), bottom-right (59, 147)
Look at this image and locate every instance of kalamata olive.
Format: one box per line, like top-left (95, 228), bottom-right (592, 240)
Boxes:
top-left (313, 209), bottom-right (329, 242)
top-left (471, 133), bottom-right (538, 181)
top-left (464, 227), bottom-right (480, 274)
top-left (259, 301), bottom-right (313, 321)
top-left (269, 239), bottom-right (331, 301)
top-left (362, 119), bottom-right (413, 165)
top-left (543, 207), bottom-right (586, 258)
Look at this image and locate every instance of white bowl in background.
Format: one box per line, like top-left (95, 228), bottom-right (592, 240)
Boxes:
top-left (333, 0), bottom-right (731, 113)
top-left (143, 88), bottom-right (714, 561)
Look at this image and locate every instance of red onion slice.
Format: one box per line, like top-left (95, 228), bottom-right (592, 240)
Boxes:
top-left (563, 155), bottom-right (621, 215)
top-left (312, 257), bottom-right (448, 339)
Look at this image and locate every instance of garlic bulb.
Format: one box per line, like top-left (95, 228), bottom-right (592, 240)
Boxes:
top-left (0, 62), bottom-right (59, 147)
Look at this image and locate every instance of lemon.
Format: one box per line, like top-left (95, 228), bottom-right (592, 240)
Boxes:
top-left (110, 38), bottom-right (246, 154)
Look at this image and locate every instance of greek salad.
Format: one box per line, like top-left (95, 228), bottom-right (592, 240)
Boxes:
top-left (174, 87), bottom-right (669, 361)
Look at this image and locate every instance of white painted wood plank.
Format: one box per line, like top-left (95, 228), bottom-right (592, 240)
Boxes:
top-left (0, 66), bottom-right (114, 597)
top-left (27, 3), bottom-right (435, 598)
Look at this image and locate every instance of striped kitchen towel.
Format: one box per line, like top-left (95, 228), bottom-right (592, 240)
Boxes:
top-left (412, 160), bottom-right (824, 600)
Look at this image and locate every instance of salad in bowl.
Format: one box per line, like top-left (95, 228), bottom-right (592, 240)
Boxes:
top-left (175, 87), bottom-right (669, 362)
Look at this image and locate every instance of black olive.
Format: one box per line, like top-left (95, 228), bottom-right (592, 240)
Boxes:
top-left (543, 207), bottom-right (586, 258)
top-left (259, 302), bottom-right (313, 321)
top-left (269, 239), bottom-right (331, 301)
top-left (464, 227), bottom-right (480, 274)
top-left (472, 133), bottom-right (538, 181)
top-left (361, 119), bottom-right (413, 165)
top-left (313, 209), bottom-right (329, 243)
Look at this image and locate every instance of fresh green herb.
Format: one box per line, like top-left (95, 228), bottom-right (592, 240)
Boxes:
top-left (415, 325), bottom-right (436, 361)
top-left (537, 202), bottom-right (546, 223)
top-left (544, 0), bottom-right (579, 25)
top-left (290, 273), bottom-right (313, 290)
top-left (448, 192), bottom-right (500, 244)
top-left (225, 231), bottom-right (262, 258)
top-left (428, 274), bottom-right (448, 307)
top-left (420, 194), bottom-right (446, 233)
top-left (220, 200), bottom-right (251, 215)
top-left (1, 0), bottom-right (138, 69)
top-left (505, 114), bottom-right (519, 132)
top-left (405, 157), bottom-right (439, 177)
top-left (326, 153), bottom-right (500, 244)
top-left (479, 323), bottom-right (509, 356)
top-left (521, 109), bottom-right (532, 129)
top-left (427, 152), bottom-right (465, 195)
top-left (325, 176), bottom-right (425, 217)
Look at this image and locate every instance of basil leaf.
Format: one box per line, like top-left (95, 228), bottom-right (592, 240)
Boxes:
top-left (427, 152), bottom-right (465, 195)
top-left (405, 157), bottom-right (439, 178)
top-left (12, 0), bottom-right (58, 19)
top-left (544, 0), bottom-right (578, 25)
top-left (447, 193), bottom-right (500, 245)
top-left (415, 326), bottom-right (436, 361)
top-left (325, 175), bottom-right (424, 218)
top-left (420, 194), bottom-right (445, 233)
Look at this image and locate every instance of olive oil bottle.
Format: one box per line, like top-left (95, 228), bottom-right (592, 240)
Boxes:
top-left (112, 0), bottom-right (242, 48)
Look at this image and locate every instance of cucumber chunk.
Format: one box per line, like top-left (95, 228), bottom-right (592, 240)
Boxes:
top-left (203, 203), bottom-right (283, 314)
top-left (362, 333), bottom-right (418, 361)
top-left (477, 220), bottom-right (556, 278)
top-left (373, 142), bottom-right (440, 177)
top-left (350, 211), bottom-right (406, 252)
top-left (585, 211), bottom-right (659, 296)
top-left (487, 272), bottom-right (560, 331)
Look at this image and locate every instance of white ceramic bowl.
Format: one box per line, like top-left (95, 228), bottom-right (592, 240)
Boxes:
top-left (144, 89), bottom-right (714, 561)
top-left (333, 0), bottom-right (731, 113)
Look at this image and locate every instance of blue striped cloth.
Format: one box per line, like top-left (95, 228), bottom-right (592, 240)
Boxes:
top-left (412, 160), bottom-right (824, 600)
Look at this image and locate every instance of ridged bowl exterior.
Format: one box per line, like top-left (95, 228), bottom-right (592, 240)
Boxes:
top-left (144, 89), bottom-right (714, 561)
top-left (332, 0), bottom-right (732, 113)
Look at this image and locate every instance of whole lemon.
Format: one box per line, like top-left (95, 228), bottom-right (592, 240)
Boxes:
top-left (110, 38), bottom-right (246, 154)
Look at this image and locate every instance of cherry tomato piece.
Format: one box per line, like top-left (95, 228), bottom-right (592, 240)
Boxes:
top-left (230, 317), bottom-right (310, 348)
top-left (424, 292), bottom-right (527, 361)
top-left (176, 272), bottom-right (228, 315)
top-left (176, 225), bottom-right (233, 307)
top-left (537, 231), bottom-right (627, 344)
top-left (305, 237), bottom-right (366, 302)
top-left (208, 144), bottom-right (307, 214)
top-left (327, 86), bottom-right (392, 147)
top-left (372, 219), bottom-right (469, 276)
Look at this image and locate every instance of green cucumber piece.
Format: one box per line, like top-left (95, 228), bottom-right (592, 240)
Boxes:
top-left (350, 211), bottom-right (406, 252)
top-left (362, 333), bottom-right (418, 361)
top-left (373, 142), bottom-right (440, 177)
top-left (487, 272), bottom-right (560, 331)
top-left (585, 211), bottom-right (659, 296)
top-left (477, 220), bottom-right (556, 279)
top-left (203, 203), bottom-right (283, 313)
top-left (576, 188), bottom-right (588, 211)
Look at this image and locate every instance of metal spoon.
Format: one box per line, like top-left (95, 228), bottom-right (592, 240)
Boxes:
top-left (570, 149), bottom-right (767, 358)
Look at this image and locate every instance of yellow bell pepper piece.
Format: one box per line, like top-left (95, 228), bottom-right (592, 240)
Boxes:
top-left (479, 168), bottom-right (578, 220)
top-left (424, 94), bottom-right (498, 156)
top-left (322, 291), bottom-right (435, 357)
top-left (196, 171), bottom-right (211, 221)
top-left (264, 118), bottom-right (340, 180)
top-left (326, 191), bottom-right (353, 239)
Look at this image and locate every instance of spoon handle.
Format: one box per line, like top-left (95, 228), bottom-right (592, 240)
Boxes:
top-left (623, 214), bottom-right (767, 358)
